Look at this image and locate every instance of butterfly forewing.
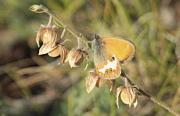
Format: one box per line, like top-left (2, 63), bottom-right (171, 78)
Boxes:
top-left (102, 37), bottom-right (135, 62)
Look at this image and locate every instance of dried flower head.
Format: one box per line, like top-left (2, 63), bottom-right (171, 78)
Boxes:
top-left (58, 44), bottom-right (68, 64)
top-left (48, 43), bottom-right (68, 64)
top-left (96, 78), bottom-right (114, 92)
top-left (29, 4), bottom-right (48, 13)
top-left (85, 70), bottom-right (115, 93)
top-left (116, 86), bottom-right (138, 108)
top-left (85, 70), bottom-right (99, 93)
top-left (36, 25), bottom-right (59, 55)
top-left (65, 48), bottom-right (87, 68)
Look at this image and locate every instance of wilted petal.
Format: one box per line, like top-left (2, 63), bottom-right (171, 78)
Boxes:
top-left (36, 29), bottom-right (41, 48)
top-left (59, 44), bottom-right (68, 64)
top-left (85, 71), bottom-right (99, 93)
top-left (48, 46), bottom-right (60, 57)
top-left (65, 49), bottom-right (87, 68)
top-left (96, 78), bottom-right (106, 88)
top-left (39, 43), bottom-right (56, 55)
top-left (120, 88), bottom-right (131, 106)
top-left (116, 87), bottom-right (123, 108)
top-left (47, 43), bottom-right (68, 61)
top-left (65, 49), bottom-right (77, 67)
top-left (41, 26), bottom-right (58, 46)
top-left (95, 79), bottom-right (114, 93)
top-left (108, 80), bottom-right (114, 92)
top-left (133, 98), bottom-right (138, 108)
top-left (120, 87), bottom-right (137, 107)
top-left (36, 25), bottom-right (59, 53)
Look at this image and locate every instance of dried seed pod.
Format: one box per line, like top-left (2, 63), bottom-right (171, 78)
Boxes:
top-left (36, 25), bottom-right (59, 55)
top-left (85, 70), bottom-right (99, 93)
top-left (48, 43), bottom-right (68, 64)
top-left (65, 48), bottom-right (87, 68)
top-left (58, 44), bottom-right (68, 64)
top-left (116, 86), bottom-right (138, 108)
top-left (96, 79), bottom-right (114, 92)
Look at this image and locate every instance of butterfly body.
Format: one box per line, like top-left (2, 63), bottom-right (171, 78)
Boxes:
top-left (92, 34), bottom-right (135, 80)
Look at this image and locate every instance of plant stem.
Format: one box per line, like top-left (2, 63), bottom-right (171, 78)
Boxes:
top-left (46, 9), bottom-right (89, 49)
top-left (150, 97), bottom-right (179, 116)
top-left (30, 4), bottom-right (179, 116)
top-left (47, 14), bottom-right (53, 26)
top-left (46, 10), bottom-right (80, 39)
top-left (121, 71), bottom-right (180, 116)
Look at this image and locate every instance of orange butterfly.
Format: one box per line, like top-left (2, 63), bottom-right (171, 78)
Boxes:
top-left (92, 34), bottom-right (135, 80)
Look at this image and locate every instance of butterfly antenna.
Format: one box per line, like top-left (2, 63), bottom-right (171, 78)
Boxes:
top-left (84, 62), bottom-right (89, 71)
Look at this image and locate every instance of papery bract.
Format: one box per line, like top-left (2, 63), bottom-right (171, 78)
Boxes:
top-left (85, 70), bottom-right (99, 93)
top-left (116, 86), bottom-right (138, 108)
top-left (65, 49), bottom-right (87, 68)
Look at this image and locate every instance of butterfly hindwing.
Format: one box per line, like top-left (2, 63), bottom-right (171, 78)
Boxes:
top-left (92, 35), bottom-right (121, 79)
top-left (95, 56), bottom-right (121, 79)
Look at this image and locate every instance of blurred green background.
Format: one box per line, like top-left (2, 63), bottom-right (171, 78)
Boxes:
top-left (0, 0), bottom-right (179, 116)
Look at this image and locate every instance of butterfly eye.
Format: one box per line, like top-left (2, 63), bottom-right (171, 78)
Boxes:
top-left (94, 34), bottom-right (100, 40)
top-left (111, 56), bottom-right (115, 61)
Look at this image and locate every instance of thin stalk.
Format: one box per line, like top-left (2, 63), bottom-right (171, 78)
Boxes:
top-left (47, 11), bottom-right (89, 49)
top-left (121, 71), bottom-right (180, 116)
top-left (47, 14), bottom-right (53, 26)
top-left (46, 11), bottom-right (79, 39)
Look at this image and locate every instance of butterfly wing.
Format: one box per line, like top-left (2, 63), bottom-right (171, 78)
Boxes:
top-left (95, 56), bottom-right (121, 79)
top-left (92, 35), bottom-right (121, 79)
top-left (102, 37), bottom-right (135, 62)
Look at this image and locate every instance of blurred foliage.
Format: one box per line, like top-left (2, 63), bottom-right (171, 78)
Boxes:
top-left (0, 0), bottom-right (179, 116)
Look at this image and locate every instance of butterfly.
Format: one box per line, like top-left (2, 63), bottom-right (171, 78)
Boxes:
top-left (92, 34), bottom-right (135, 80)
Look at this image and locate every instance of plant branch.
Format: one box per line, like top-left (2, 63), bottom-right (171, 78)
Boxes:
top-left (47, 11), bottom-right (80, 39)
top-left (30, 4), bottom-right (179, 116)
top-left (30, 4), bottom-right (89, 49)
